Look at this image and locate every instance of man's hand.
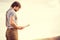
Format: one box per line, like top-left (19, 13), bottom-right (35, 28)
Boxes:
top-left (18, 24), bottom-right (30, 30)
top-left (18, 27), bottom-right (24, 30)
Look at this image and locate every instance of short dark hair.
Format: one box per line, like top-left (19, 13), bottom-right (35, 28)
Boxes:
top-left (11, 1), bottom-right (21, 8)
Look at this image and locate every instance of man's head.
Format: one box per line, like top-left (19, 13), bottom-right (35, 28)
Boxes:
top-left (11, 1), bottom-right (21, 12)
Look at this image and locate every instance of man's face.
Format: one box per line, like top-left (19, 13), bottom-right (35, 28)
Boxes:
top-left (14, 6), bottom-right (20, 12)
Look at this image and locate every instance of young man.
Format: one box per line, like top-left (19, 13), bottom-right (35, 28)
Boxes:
top-left (6, 1), bottom-right (29, 40)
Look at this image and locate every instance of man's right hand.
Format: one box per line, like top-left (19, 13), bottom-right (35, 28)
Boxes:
top-left (18, 27), bottom-right (24, 30)
top-left (18, 24), bottom-right (30, 30)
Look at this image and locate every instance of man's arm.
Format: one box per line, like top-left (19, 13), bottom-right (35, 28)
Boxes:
top-left (9, 16), bottom-right (23, 29)
top-left (9, 16), bottom-right (30, 30)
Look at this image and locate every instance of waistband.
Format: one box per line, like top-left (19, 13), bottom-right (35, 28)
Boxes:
top-left (7, 27), bottom-right (17, 30)
top-left (7, 27), bottom-right (14, 29)
top-left (6, 26), bottom-right (13, 28)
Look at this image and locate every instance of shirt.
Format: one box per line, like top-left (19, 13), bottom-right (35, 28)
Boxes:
top-left (6, 8), bottom-right (17, 28)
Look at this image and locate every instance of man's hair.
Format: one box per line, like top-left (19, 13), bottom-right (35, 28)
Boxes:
top-left (11, 1), bottom-right (21, 8)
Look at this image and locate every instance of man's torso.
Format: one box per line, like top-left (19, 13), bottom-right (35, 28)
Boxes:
top-left (6, 8), bottom-right (17, 28)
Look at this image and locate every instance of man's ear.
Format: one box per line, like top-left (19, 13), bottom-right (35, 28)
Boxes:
top-left (13, 6), bottom-right (16, 9)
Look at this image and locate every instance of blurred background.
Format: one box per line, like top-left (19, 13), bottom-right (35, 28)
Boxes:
top-left (0, 0), bottom-right (60, 40)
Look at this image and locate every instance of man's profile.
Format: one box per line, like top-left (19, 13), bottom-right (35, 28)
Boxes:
top-left (6, 1), bottom-right (29, 40)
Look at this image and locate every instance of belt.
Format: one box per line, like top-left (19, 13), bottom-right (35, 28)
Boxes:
top-left (7, 26), bottom-right (14, 29)
top-left (7, 27), bottom-right (17, 30)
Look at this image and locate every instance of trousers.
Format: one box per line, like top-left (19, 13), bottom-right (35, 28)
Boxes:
top-left (6, 28), bottom-right (18, 40)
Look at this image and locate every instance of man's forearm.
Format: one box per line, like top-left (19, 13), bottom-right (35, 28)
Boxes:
top-left (10, 22), bottom-right (19, 29)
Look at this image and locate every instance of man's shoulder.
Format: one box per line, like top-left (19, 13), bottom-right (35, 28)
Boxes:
top-left (7, 8), bottom-right (15, 14)
top-left (6, 8), bottom-right (15, 16)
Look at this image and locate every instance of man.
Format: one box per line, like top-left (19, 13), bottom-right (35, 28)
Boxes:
top-left (6, 1), bottom-right (29, 40)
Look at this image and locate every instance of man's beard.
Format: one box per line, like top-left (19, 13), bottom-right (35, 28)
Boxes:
top-left (14, 9), bottom-right (17, 12)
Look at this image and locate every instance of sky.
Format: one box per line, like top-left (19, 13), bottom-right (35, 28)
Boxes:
top-left (0, 0), bottom-right (60, 40)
